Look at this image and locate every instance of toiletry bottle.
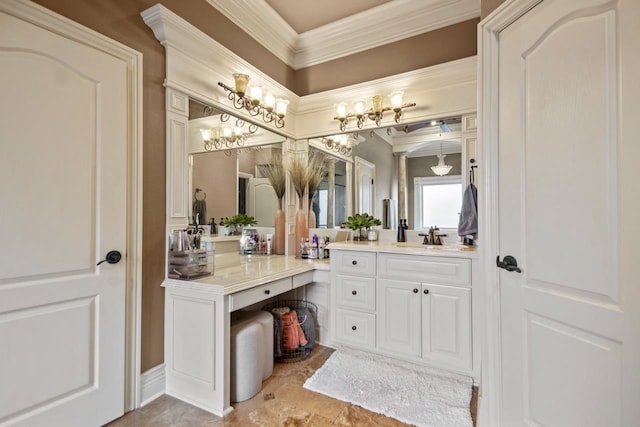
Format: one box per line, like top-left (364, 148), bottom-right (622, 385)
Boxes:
top-left (397, 218), bottom-right (406, 242)
top-left (318, 238), bottom-right (324, 259)
top-left (310, 234), bottom-right (318, 259)
top-left (210, 218), bottom-right (217, 235)
top-left (266, 236), bottom-right (272, 255)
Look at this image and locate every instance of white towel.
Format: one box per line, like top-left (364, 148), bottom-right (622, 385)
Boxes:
top-left (458, 183), bottom-right (478, 236)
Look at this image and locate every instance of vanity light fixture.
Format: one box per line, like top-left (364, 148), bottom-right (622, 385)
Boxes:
top-left (334, 91), bottom-right (416, 132)
top-left (218, 73), bottom-right (289, 128)
top-left (201, 113), bottom-right (258, 151)
top-left (323, 134), bottom-right (357, 156)
top-left (431, 144), bottom-right (453, 176)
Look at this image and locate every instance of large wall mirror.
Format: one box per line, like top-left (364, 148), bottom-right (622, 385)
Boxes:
top-left (309, 116), bottom-right (466, 231)
top-left (187, 99), bottom-right (286, 228)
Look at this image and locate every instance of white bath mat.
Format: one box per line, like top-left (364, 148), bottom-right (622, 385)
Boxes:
top-left (304, 348), bottom-right (473, 427)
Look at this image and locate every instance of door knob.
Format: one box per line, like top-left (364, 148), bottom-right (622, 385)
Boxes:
top-left (496, 255), bottom-right (522, 273)
top-left (97, 250), bottom-right (122, 266)
top-left (413, 288), bottom-right (419, 293)
top-left (352, 290), bottom-right (357, 295)
top-left (424, 289), bottom-right (429, 295)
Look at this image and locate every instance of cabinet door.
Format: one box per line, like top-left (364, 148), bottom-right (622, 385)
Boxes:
top-left (377, 279), bottom-right (421, 357)
top-left (422, 283), bottom-right (471, 371)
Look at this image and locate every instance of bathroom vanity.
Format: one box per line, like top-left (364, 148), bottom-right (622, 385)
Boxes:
top-left (328, 241), bottom-right (479, 378)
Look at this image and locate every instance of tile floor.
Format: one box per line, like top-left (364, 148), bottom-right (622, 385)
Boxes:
top-left (107, 345), bottom-right (477, 426)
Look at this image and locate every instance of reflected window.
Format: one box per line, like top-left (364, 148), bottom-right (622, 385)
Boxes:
top-left (414, 176), bottom-right (462, 229)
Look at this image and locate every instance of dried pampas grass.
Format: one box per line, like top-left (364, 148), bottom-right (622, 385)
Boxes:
top-left (258, 155), bottom-right (286, 199)
top-left (287, 155), bottom-right (309, 199)
top-left (307, 151), bottom-right (328, 197)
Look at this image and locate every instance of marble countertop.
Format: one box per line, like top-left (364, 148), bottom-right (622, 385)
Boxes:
top-left (327, 240), bottom-right (478, 258)
top-left (165, 254), bottom-right (330, 295)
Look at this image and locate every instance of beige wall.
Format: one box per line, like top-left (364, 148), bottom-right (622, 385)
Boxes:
top-left (30, 0), bottom-right (485, 372)
top-left (295, 19), bottom-right (479, 95)
top-left (192, 152), bottom-right (237, 223)
top-left (481, 0), bottom-right (508, 18)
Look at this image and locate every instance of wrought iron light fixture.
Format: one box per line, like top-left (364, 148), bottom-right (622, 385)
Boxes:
top-left (200, 113), bottom-right (257, 151)
top-left (334, 91), bottom-right (416, 132)
top-left (218, 73), bottom-right (289, 128)
top-left (430, 144), bottom-right (453, 176)
top-left (322, 134), bottom-right (358, 156)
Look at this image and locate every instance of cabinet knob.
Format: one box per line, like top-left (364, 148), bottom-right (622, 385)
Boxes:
top-left (413, 288), bottom-right (419, 293)
top-left (423, 289), bottom-right (429, 295)
top-left (352, 290), bottom-right (357, 295)
top-left (352, 325), bottom-right (357, 331)
top-left (352, 260), bottom-right (357, 265)
top-left (264, 289), bottom-right (270, 295)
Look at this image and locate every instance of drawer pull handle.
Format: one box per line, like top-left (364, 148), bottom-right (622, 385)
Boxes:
top-left (424, 289), bottom-right (429, 295)
top-left (352, 260), bottom-right (357, 265)
top-left (352, 290), bottom-right (357, 295)
top-left (413, 288), bottom-right (419, 293)
top-left (352, 325), bottom-right (357, 331)
top-left (264, 289), bottom-right (271, 295)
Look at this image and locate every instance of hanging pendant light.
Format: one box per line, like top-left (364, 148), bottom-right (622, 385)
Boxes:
top-left (431, 144), bottom-right (453, 176)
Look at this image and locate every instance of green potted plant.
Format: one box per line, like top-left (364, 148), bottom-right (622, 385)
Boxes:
top-left (222, 214), bottom-right (257, 235)
top-left (344, 213), bottom-right (381, 241)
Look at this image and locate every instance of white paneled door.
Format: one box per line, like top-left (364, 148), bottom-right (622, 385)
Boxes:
top-left (247, 178), bottom-right (277, 228)
top-left (355, 157), bottom-right (375, 216)
top-left (495, 0), bottom-right (640, 425)
top-left (0, 3), bottom-right (132, 426)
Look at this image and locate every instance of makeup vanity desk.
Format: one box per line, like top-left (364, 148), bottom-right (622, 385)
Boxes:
top-left (162, 254), bottom-right (329, 416)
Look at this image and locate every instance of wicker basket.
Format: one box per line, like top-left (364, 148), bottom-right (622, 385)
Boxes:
top-left (262, 299), bottom-right (318, 363)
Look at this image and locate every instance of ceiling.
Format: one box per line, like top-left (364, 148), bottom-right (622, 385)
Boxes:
top-left (207, 0), bottom-right (480, 69)
top-left (264, 0), bottom-right (391, 33)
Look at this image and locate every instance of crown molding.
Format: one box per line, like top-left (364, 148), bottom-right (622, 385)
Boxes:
top-left (206, 0), bottom-right (480, 70)
top-left (295, 0), bottom-right (480, 69)
top-left (206, 0), bottom-right (297, 66)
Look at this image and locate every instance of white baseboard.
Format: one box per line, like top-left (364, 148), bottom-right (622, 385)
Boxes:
top-left (140, 364), bottom-right (165, 406)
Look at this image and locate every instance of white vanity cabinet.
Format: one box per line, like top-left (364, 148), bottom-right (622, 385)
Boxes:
top-left (331, 247), bottom-right (474, 375)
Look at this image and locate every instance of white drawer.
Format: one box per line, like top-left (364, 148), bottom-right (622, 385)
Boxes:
top-left (335, 275), bottom-right (376, 312)
top-left (229, 277), bottom-right (292, 311)
top-left (335, 308), bottom-right (375, 348)
top-left (293, 271), bottom-right (314, 289)
top-left (332, 250), bottom-right (376, 277)
top-left (377, 253), bottom-right (471, 287)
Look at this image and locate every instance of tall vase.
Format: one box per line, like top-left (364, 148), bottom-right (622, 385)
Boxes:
top-left (295, 197), bottom-right (309, 258)
top-left (274, 198), bottom-right (285, 255)
top-left (308, 196), bottom-right (316, 229)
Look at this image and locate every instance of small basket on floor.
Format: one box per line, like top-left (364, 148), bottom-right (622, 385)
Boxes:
top-left (262, 299), bottom-right (318, 363)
